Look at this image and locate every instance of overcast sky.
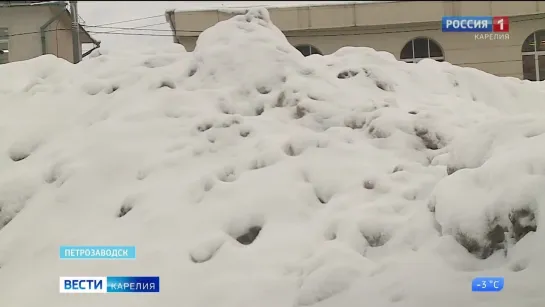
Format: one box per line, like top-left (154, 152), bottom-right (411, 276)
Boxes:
top-left (78, 1), bottom-right (366, 50)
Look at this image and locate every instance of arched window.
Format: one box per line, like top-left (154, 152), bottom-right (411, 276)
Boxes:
top-left (521, 30), bottom-right (545, 81)
top-left (400, 37), bottom-right (444, 63)
top-left (295, 44), bottom-right (322, 57)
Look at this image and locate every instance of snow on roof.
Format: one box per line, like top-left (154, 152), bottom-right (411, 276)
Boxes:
top-left (0, 7), bottom-right (544, 306)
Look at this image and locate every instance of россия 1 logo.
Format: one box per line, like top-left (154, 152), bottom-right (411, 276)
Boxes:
top-left (60, 276), bottom-right (160, 293)
top-left (442, 16), bottom-right (510, 41)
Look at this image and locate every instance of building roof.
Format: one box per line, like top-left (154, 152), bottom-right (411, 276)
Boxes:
top-left (168, 1), bottom-right (545, 37)
top-left (0, 1), bottom-right (98, 45)
top-left (172, 1), bottom-right (389, 13)
top-left (59, 8), bottom-right (99, 45)
top-left (0, 1), bottom-right (66, 7)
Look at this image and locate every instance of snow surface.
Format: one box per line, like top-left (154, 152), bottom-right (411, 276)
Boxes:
top-left (0, 7), bottom-right (545, 307)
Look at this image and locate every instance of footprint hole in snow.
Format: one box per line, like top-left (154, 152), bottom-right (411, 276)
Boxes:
top-left (363, 180), bottom-right (375, 190)
top-left (203, 178), bottom-right (215, 192)
top-left (337, 69), bottom-right (360, 79)
top-left (295, 105), bottom-right (312, 119)
top-left (0, 205), bottom-right (23, 231)
top-left (8, 141), bottom-right (40, 162)
top-left (509, 260), bottom-right (529, 272)
top-left (188, 66), bottom-right (198, 77)
top-left (239, 128), bottom-right (251, 138)
top-left (0, 216), bottom-right (13, 230)
top-left (367, 125), bottom-right (390, 139)
top-left (45, 163), bottom-right (63, 184)
top-left (316, 140), bottom-right (329, 149)
top-left (158, 80), bottom-right (176, 89)
top-left (446, 165), bottom-right (463, 175)
top-left (218, 103), bottom-right (235, 115)
top-left (220, 117), bottom-right (242, 128)
top-left (217, 167), bottom-right (238, 183)
top-left (427, 196), bottom-right (437, 211)
top-left (362, 231), bottom-right (390, 247)
top-left (117, 205), bottom-right (133, 218)
top-left (433, 218), bottom-right (442, 234)
top-left (117, 196), bottom-right (136, 218)
top-left (275, 91), bottom-right (287, 107)
top-left (234, 226), bottom-right (262, 245)
top-left (142, 60), bottom-right (156, 68)
top-left (414, 126), bottom-right (442, 150)
top-left (9, 151), bottom-right (30, 162)
top-left (0, 208), bottom-right (15, 230)
top-left (254, 105), bottom-right (265, 116)
top-left (375, 80), bottom-right (393, 91)
top-left (324, 229), bottom-right (337, 241)
top-left (103, 84), bottom-right (119, 94)
top-left (402, 189), bottom-right (417, 201)
top-left (524, 130), bottom-right (544, 138)
top-left (344, 115), bottom-right (366, 130)
top-left (190, 253), bottom-right (213, 264)
top-left (256, 86), bottom-right (272, 95)
top-left (324, 222), bottom-right (338, 240)
top-left (248, 158), bottom-right (268, 170)
top-left (314, 188), bottom-right (332, 205)
top-left (84, 83), bottom-right (102, 95)
top-left (283, 142), bottom-right (305, 157)
top-left (189, 239), bottom-right (224, 264)
top-left (136, 168), bottom-right (151, 181)
top-left (196, 122), bottom-right (213, 132)
top-left (392, 165), bottom-right (404, 173)
top-left (307, 94), bottom-right (321, 101)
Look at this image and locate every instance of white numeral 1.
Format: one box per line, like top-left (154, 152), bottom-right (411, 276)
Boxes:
top-left (497, 19), bottom-right (504, 30)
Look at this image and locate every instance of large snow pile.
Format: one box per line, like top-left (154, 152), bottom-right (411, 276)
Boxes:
top-left (0, 8), bottom-right (544, 307)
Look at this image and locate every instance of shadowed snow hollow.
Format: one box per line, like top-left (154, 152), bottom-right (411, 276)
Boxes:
top-left (0, 8), bottom-right (544, 307)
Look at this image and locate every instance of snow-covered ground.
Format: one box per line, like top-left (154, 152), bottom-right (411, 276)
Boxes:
top-left (0, 8), bottom-right (544, 307)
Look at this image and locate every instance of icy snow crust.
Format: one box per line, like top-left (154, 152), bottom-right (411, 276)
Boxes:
top-left (0, 8), bottom-right (544, 307)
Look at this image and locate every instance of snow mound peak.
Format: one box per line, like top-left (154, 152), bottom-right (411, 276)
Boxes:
top-left (0, 8), bottom-right (544, 307)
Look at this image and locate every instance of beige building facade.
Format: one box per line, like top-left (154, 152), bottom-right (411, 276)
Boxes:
top-left (0, 1), bottom-right (98, 65)
top-left (167, 1), bottom-right (545, 81)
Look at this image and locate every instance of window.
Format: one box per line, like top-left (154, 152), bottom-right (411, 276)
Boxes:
top-left (400, 37), bottom-right (444, 63)
top-left (0, 28), bottom-right (8, 65)
top-left (521, 30), bottom-right (545, 81)
top-left (295, 44), bottom-right (322, 57)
